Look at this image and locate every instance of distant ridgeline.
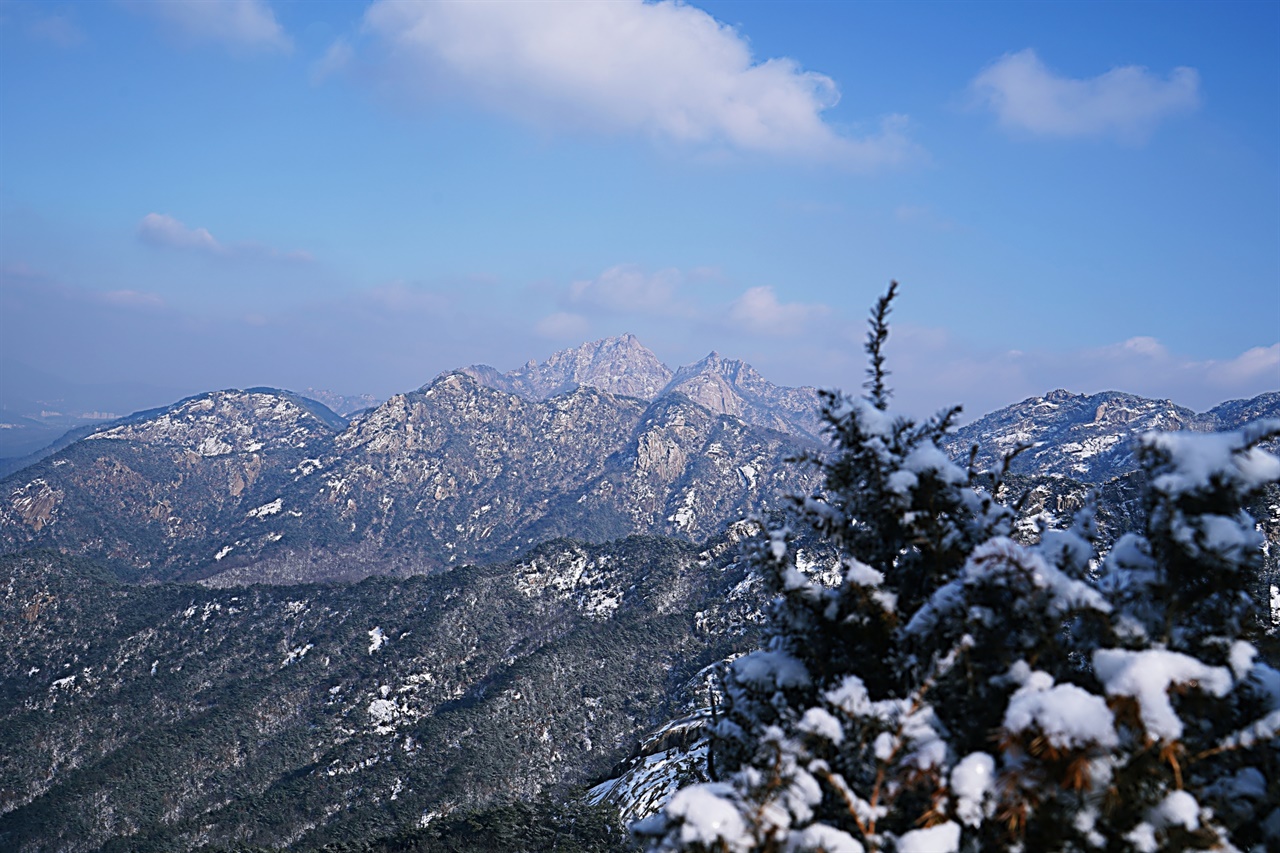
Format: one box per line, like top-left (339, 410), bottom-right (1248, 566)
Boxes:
top-left (0, 336), bottom-right (830, 585)
top-left (0, 334), bottom-right (1277, 852)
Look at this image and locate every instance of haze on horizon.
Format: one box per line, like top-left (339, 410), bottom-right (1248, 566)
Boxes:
top-left (1, 0), bottom-right (1277, 427)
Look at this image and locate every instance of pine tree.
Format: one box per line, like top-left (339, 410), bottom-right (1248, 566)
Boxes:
top-left (636, 284), bottom-right (1280, 853)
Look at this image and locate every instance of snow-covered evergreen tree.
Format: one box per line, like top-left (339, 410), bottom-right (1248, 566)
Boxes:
top-left (636, 284), bottom-right (1280, 853)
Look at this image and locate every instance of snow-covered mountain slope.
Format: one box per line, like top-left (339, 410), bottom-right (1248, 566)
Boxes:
top-left (2, 331), bottom-right (1274, 589)
top-left (0, 373), bottom-right (820, 584)
top-left (942, 389), bottom-right (1279, 483)
top-left (0, 535), bottom-right (760, 851)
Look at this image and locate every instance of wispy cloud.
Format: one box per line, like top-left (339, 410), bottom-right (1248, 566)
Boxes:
top-left (362, 0), bottom-right (916, 166)
top-left (1077, 337), bottom-right (1280, 396)
top-left (312, 38), bottom-right (353, 83)
top-left (552, 264), bottom-right (830, 340)
top-left (100, 289), bottom-right (164, 308)
top-left (138, 213), bottom-right (223, 253)
top-left (534, 311), bottom-right (590, 341)
top-left (970, 49), bottom-right (1200, 143)
top-left (728, 286), bottom-right (829, 337)
top-left (568, 265), bottom-right (688, 316)
top-left (26, 12), bottom-right (85, 48)
top-left (363, 281), bottom-right (451, 315)
top-left (136, 213), bottom-right (310, 262)
top-left (880, 327), bottom-right (1279, 418)
top-left (130, 0), bottom-right (291, 54)
top-left (893, 203), bottom-right (958, 232)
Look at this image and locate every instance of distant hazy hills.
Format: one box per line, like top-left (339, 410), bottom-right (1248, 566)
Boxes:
top-left (301, 387), bottom-right (384, 418)
top-left (0, 359), bottom-right (195, 465)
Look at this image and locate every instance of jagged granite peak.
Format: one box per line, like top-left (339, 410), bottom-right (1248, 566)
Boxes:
top-left (662, 350), bottom-right (824, 440)
top-left (522, 391), bottom-right (821, 552)
top-left (461, 336), bottom-right (824, 439)
top-left (459, 333), bottom-right (673, 401)
top-left (941, 389), bottom-right (1279, 483)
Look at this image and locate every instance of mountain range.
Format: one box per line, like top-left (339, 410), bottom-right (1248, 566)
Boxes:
top-left (0, 336), bottom-right (826, 585)
top-left (1, 334), bottom-right (1276, 852)
top-left (4, 335), bottom-right (1274, 588)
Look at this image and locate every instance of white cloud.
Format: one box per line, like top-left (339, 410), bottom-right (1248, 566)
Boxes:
top-left (312, 38), bottom-right (354, 83)
top-left (362, 0), bottom-right (915, 166)
top-left (132, 0), bottom-right (291, 53)
top-left (364, 281), bottom-right (451, 315)
top-left (27, 13), bottom-right (85, 48)
top-left (728, 286), bottom-right (828, 337)
top-left (136, 213), bottom-right (310, 262)
top-left (138, 213), bottom-right (223, 253)
top-left (1081, 337), bottom-right (1280, 396)
top-left (100, 289), bottom-right (164, 308)
top-left (534, 311), bottom-right (590, 340)
top-left (1206, 343), bottom-right (1280, 386)
top-left (568, 265), bottom-right (686, 315)
top-left (970, 49), bottom-right (1200, 142)
top-left (558, 265), bottom-right (829, 339)
top-left (880, 328), bottom-right (1279, 420)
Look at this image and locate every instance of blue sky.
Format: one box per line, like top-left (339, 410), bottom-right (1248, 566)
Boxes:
top-left (1, 0), bottom-right (1276, 420)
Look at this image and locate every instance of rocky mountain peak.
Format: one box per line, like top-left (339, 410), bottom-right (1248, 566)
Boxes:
top-left (457, 335), bottom-right (830, 440)
top-left (82, 388), bottom-right (341, 457)
top-left (542, 334), bottom-right (672, 397)
top-left (661, 352), bottom-right (822, 440)
top-left (670, 351), bottom-right (766, 388)
top-left (459, 333), bottom-right (673, 401)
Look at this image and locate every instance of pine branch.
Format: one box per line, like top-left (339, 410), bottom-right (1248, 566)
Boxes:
top-left (864, 281), bottom-right (898, 411)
